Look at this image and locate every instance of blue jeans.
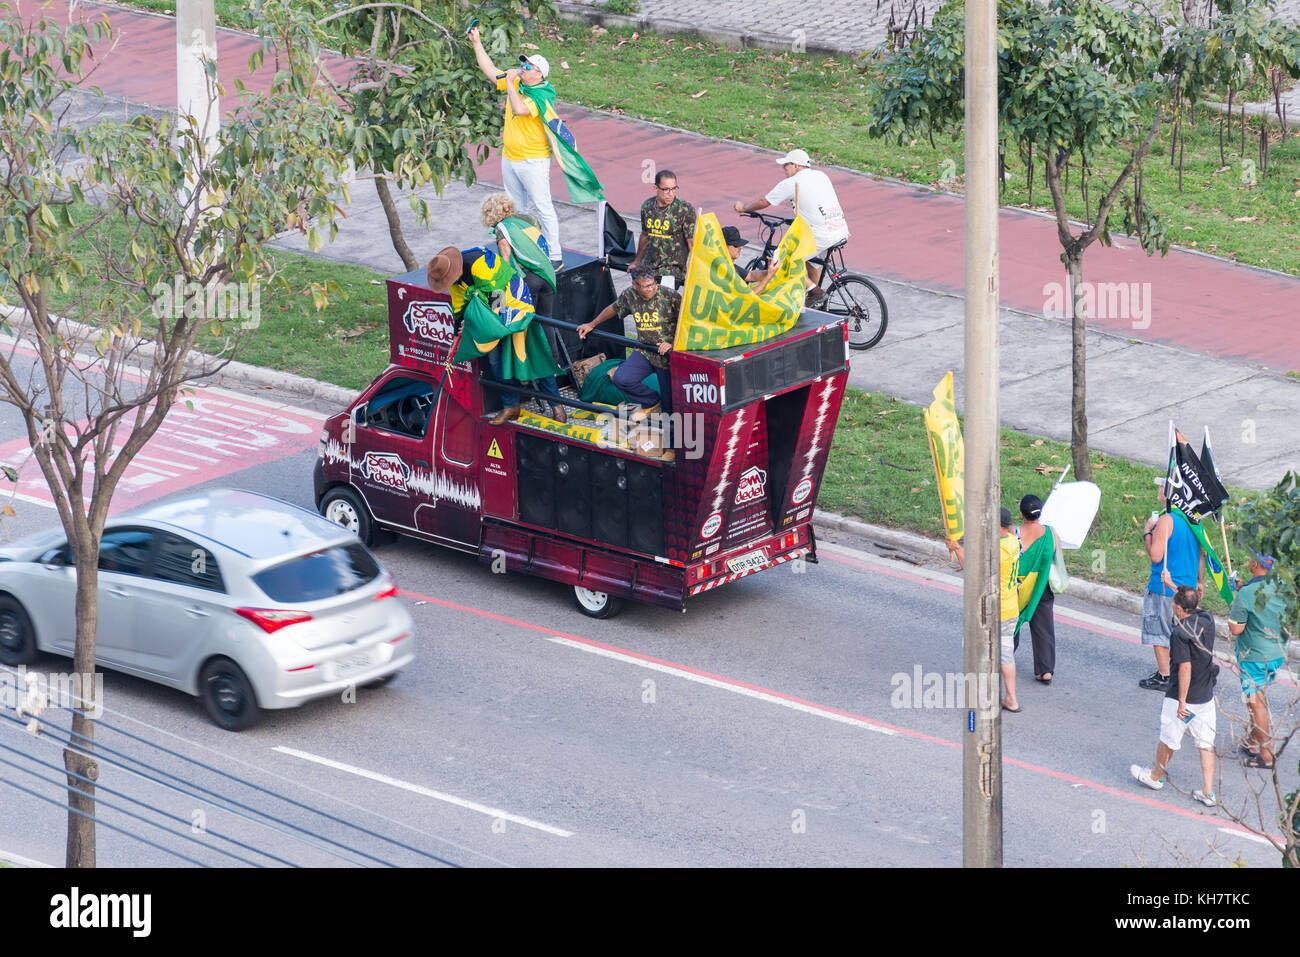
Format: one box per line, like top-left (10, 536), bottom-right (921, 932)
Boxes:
top-left (612, 350), bottom-right (671, 413)
top-left (487, 345), bottom-right (560, 412)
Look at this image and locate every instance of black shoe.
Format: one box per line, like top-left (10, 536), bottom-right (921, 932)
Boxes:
top-left (1139, 672), bottom-right (1170, 691)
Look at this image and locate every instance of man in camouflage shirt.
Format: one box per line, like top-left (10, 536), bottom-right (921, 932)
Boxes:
top-left (577, 264), bottom-right (682, 416)
top-left (631, 169), bottom-right (696, 288)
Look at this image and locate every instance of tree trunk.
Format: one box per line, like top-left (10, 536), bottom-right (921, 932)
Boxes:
top-left (1067, 253), bottom-right (1093, 483)
top-left (375, 176), bottom-right (418, 272)
top-left (64, 558), bottom-right (100, 867)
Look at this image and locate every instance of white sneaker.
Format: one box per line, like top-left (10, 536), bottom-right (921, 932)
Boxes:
top-left (1130, 764), bottom-right (1164, 790)
top-left (1192, 789), bottom-right (1217, 807)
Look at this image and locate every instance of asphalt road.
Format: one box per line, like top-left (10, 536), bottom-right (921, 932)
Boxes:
top-left (0, 374), bottom-right (1294, 869)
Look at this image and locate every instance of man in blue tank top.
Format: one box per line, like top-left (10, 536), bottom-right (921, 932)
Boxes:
top-left (1139, 480), bottom-right (1206, 691)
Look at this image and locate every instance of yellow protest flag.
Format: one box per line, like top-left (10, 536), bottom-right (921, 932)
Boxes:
top-left (922, 372), bottom-right (964, 542)
top-left (673, 212), bottom-right (815, 352)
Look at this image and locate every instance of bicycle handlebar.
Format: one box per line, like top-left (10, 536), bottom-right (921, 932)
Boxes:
top-left (741, 210), bottom-right (793, 226)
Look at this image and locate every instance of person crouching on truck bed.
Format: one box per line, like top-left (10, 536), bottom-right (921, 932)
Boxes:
top-left (722, 225), bottom-right (777, 294)
top-left (575, 264), bottom-right (680, 420)
top-left (481, 194), bottom-right (567, 423)
top-left (425, 244), bottom-right (565, 426)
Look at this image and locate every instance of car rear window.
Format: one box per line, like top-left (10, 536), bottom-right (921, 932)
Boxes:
top-left (252, 543), bottom-right (381, 603)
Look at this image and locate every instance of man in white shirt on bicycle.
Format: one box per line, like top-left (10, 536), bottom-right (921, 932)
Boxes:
top-left (733, 148), bottom-right (850, 305)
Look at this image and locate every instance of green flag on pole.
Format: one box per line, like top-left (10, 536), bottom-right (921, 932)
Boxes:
top-left (518, 82), bottom-right (605, 204)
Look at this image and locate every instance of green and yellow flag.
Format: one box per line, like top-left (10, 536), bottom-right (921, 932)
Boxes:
top-left (452, 294), bottom-right (560, 381)
top-left (922, 372), bottom-right (964, 542)
top-left (1173, 507), bottom-right (1234, 603)
top-left (1014, 528), bottom-right (1056, 637)
top-left (673, 212), bottom-right (815, 352)
top-left (518, 83), bottom-right (605, 204)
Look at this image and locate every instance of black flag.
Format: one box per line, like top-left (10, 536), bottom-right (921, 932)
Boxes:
top-left (1165, 422), bottom-right (1229, 520)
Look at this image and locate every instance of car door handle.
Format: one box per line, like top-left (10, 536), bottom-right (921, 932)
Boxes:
top-left (185, 606), bottom-right (211, 618)
top-left (107, 586), bottom-right (128, 598)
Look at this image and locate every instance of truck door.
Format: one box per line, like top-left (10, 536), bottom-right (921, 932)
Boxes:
top-left (350, 372), bottom-right (437, 534)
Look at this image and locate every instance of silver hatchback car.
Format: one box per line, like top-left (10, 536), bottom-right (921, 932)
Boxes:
top-left (0, 489), bottom-right (415, 730)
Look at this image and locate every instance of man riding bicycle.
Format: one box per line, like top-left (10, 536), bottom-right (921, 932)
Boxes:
top-left (733, 148), bottom-right (850, 306)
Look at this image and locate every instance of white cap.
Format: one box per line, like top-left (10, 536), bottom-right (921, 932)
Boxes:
top-left (776, 148), bottom-right (812, 167)
top-left (519, 54), bottom-right (551, 78)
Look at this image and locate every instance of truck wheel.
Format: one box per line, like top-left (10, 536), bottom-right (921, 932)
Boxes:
top-left (573, 586), bottom-right (624, 619)
top-left (321, 486), bottom-right (377, 546)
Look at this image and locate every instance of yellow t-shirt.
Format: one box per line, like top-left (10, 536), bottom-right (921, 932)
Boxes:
top-left (496, 76), bottom-right (550, 161)
top-left (999, 532), bottom-right (1021, 622)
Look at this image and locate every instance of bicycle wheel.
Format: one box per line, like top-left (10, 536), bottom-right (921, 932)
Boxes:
top-left (741, 255), bottom-right (770, 275)
top-left (824, 275), bottom-right (888, 350)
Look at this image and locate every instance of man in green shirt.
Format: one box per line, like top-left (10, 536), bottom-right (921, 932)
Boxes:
top-left (1228, 550), bottom-right (1289, 770)
top-left (576, 264), bottom-right (681, 417)
top-left (631, 170), bottom-right (696, 289)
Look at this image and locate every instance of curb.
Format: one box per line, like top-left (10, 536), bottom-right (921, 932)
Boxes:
top-left (555, 1), bottom-right (854, 59)
top-left (813, 508), bottom-right (1146, 617)
top-left (0, 849), bottom-right (53, 868)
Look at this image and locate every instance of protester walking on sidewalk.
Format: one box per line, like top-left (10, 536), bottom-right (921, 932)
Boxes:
top-left (631, 170), bottom-right (696, 289)
top-left (1017, 494), bottom-right (1057, 684)
top-left (469, 27), bottom-right (563, 270)
top-left (1139, 480), bottom-right (1206, 692)
top-left (1131, 586), bottom-right (1220, 807)
top-left (999, 507), bottom-right (1023, 714)
top-left (732, 148), bottom-right (849, 305)
top-left (1229, 551), bottom-right (1288, 770)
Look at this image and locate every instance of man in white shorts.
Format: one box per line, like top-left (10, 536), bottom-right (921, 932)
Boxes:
top-left (1131, 585), bottom-right (1219, 807)
top-left (733, 148), bottom-right (850, 305)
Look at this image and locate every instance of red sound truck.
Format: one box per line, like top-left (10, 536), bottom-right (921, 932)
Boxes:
top-left (312, 252), bottom-right (850, 617)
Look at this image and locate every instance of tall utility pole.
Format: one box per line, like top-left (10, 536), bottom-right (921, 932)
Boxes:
top-left (177, 0), bottom-right (219, 182)
top-left (962, 0), bottom-right (1002, 867)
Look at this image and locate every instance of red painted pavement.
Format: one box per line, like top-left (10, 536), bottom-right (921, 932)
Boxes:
top-left (0, 386), bottom-right (323, 512)
top-left (24, 0), bottom-right (1300, 370)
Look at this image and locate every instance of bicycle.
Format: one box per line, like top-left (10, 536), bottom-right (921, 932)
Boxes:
top-left (740, 211), bottom-right (888, 350)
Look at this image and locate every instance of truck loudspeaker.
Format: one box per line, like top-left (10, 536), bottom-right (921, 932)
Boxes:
top-left (517, 434), bottom-right (556, 528)
top-left (516, 435), bottom-right (664, 556)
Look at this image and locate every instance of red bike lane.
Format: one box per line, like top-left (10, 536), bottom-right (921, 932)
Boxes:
top-left (35, 0), bottom-right (1300, 372)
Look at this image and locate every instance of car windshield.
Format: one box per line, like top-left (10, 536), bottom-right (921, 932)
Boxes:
top-left (252, 543), bottom-right (381, 603)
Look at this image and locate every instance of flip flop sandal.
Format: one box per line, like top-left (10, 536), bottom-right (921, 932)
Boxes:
top-left (1243, 753), bottom-right (1275, 770)
top-left (1002, 703), bottom-right (1022, 713)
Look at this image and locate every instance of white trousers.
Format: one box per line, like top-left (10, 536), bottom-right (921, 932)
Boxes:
top-left (501, 156), bottom-right (561, 261)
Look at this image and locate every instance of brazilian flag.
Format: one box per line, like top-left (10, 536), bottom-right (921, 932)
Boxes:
top-left (1014, 528), bottom-right (1056, 638)
top-left (498, 216), bottom-right (556, 291)
top-left (518, 82), bottom-right (604, 204)
top-left (452, 292), bottom-right (560, 381)
top-left (1172, 507), bottom-right (1234, 603)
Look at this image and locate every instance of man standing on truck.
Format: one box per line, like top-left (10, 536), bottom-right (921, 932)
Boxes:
top-left (630, 170), bottom-right (696, 289)
top-left (732, 148), bottom-right (849, 305)
top-left (575, 264), bottom-right (680, 419)
top-left (469, 27), bottom-right (564, 271)
top-left (426, 244), bottom-right (565, 425)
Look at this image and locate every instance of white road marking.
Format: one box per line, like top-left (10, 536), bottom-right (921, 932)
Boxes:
top-left (273, 746), bottom-right (573, 838)
top-left (0, 848), bottom-right (53, 868)
top-left (1217, 827), bottom-right (1277, 847)
top-left (545, 636), bottom-right (897, 736)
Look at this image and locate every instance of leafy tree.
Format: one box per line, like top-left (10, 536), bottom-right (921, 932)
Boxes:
top-left (868, 0), bottom-right (1186, 482)
top-left (290, 0), bottom-right (557, 271)
top-left (0, 0), bottom-right (356, 865)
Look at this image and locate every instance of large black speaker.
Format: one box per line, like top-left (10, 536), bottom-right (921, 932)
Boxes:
top-left (556, 260), bottom-right (621, 362)
top-left (626, 461), bottom-right (665, 556)
top-left (591, 454), bottom-right (630, 548)
top-left (555, 444), bottom-right (592, 538)
top-left (517, 434), bottom-right (556, 528)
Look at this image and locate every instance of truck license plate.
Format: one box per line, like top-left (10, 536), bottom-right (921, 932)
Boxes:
top-left (727, 550), bottom-right (769, 575)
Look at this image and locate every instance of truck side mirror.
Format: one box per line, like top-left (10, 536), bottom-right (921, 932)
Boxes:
top-left (353, 404), bottom-right (368, 429)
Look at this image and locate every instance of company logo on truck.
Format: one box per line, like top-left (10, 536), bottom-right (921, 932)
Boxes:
top-left (791, 478), bottom-right (813, 505)
top-left (361, 451), bottom-right (409, 491)
top-left (734, 466), bottom-right (768, 505)
top-left (700, 512), bottom-right (723, 539)
top-left (681, 372), bottom-right (718, 406)
top-left (401, 300), bottom-right (456, 346)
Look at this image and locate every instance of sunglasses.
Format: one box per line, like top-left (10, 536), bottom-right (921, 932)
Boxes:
top-left (521, 62), bottom-right (535, 71)
top-left (657, 185), bottom-right (678, 192)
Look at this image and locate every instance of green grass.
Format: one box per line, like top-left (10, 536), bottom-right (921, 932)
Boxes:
top-left (821, 390), bottom-right (1238, 613)
top-left (530, 24), bottom-right (1300, 276)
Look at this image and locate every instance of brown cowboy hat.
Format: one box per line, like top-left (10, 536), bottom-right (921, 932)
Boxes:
top-left (426, 246), bottom-right (460, 294)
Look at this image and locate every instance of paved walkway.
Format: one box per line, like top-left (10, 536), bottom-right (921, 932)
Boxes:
top-left (21, 0), bottom-right (1300, 488)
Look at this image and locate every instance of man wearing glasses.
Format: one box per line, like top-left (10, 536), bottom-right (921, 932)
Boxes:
top-left (631, 170), bottom-right (696, 289)
top-left (469, 27), bottom-right (563, 270)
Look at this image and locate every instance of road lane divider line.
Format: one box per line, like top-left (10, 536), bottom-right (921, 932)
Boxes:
top-left (545, 636), bottom-right (898, 737)
top-left (399, 588), bottom-right (1280, 845)
top-left (272, 746), bottom-right (573, 838)
top-left (1217, 827), bottom-right (1277, 847)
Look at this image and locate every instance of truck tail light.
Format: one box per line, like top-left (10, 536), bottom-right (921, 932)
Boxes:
top-left (236, 608), bottom-right (313, 634)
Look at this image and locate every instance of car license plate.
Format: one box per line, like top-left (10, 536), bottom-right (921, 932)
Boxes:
top-left (727, 549), bottom-right (769, 575)
top-left (334, 651), bottom-right (374, 679)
